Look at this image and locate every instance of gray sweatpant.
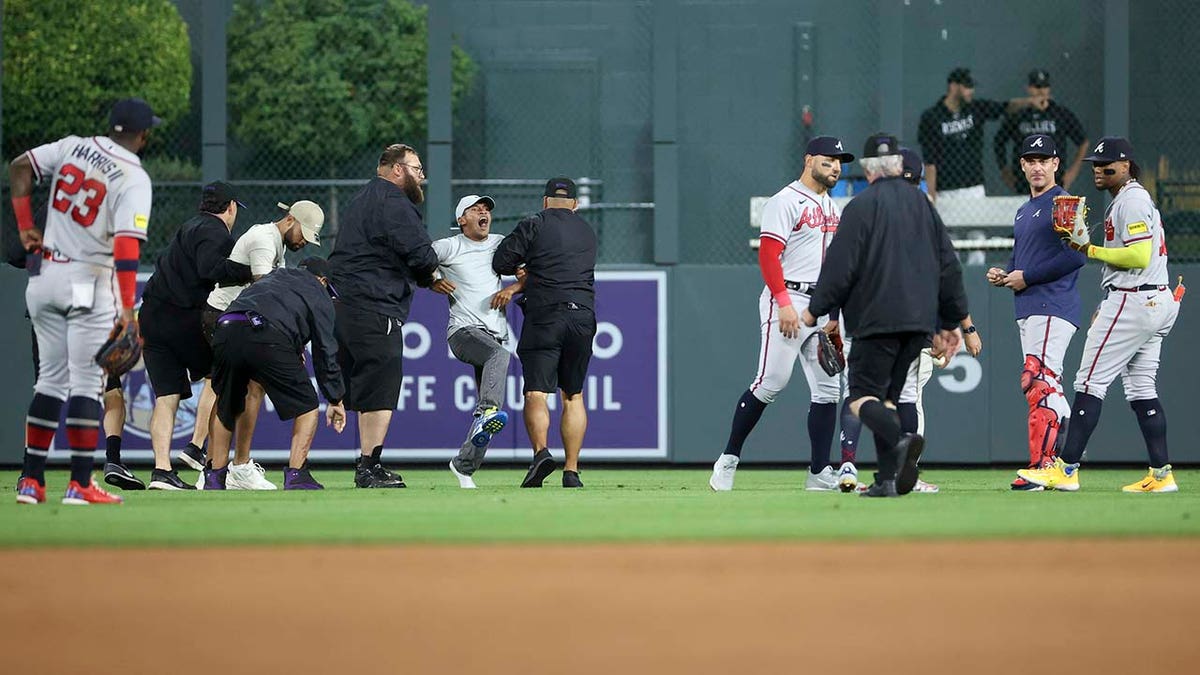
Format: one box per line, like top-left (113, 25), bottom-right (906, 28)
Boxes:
top-left (448, 326), bottom-right (510, 474)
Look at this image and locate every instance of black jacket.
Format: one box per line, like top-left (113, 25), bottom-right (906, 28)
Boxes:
top-left (327, 177), bottom-right (439, 321)
top-left (809, 177), bottom-right (968, 338)
top-left (492, 208), bottom-right (597, 312)
top-left (142, 213), bottom-right (253, 309)
top-left (228, 268), bottom-right (344, 404)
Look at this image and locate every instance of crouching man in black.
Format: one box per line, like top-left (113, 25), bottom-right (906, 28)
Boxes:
top-left (203, 257), bottom-right (347, 490)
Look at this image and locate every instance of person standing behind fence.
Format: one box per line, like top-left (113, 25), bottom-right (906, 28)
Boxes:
top-left (327, 144), bottom-right (439, 488)
top-left (493, 177), bottom-right (598, 489)
top-left (994, 69), bottom-right (1089, 194)
top-left (918, 67), bottom-right (1031, 203)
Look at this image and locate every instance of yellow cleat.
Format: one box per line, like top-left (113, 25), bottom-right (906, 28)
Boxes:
top-left (1016, 457), bottom-right (1080, 492)
top-left (1121, 465), bottom-right (1179, 493)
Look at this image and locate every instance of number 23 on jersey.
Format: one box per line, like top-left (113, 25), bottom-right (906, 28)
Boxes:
top-left (52, 163), bottom-right (107, 227)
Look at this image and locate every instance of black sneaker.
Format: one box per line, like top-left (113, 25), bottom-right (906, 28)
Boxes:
top-left (562, 470), bottom-right (583, 488)
top-left (148, 468), bottom-right (196, 490)
top-left (179, 443), bottom-right (207, 472)
top-left (860, 479), bottom-right (899, 498)
top-left (354, 456), bottom-right (406, 488)
top-left (895, 433), bottom-right (926, 496)
top-left (520, 449), bottom-right (557, 488)
top-left (103, 462), bottom-right (145, 490)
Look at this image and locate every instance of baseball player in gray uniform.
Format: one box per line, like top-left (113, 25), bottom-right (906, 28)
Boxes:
top-left (1019, 137), bottom-right (1181, 492)
top-left (13, 98), bottom-right (159, 505)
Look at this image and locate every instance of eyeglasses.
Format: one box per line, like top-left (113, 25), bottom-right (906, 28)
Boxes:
top-left (395, 162), bottom-right (425, 177)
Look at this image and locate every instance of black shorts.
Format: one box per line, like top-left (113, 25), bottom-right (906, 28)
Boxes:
top-left (335, 302), bottom-right (403, 412)
top-left (201, 304), bottom-right (223, 345)
top-left (211, 322), bottom-right (317, 428)
top-left (140, 297), bottom-right (210, 399)
top-left (847, 331), bottom-right (928, 402)
top-left (517, 305), bottom-right (596, 395)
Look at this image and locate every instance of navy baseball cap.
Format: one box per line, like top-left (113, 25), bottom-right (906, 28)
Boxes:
top-left (862, 132), bottom-right (901, 158)
top-left (544, 177), bottom-right (577, 199)
top-left (1028, 69), bottom-right (1051, 87)
top-left (1020, 134), bottom-right (1059, 158)
top-left (805, 136), bottom-right (854, 163)
top-left (1085, 136), bottom-right (1140, 178)
top-left (899, 147), bottom-right (923, 184)
top-left (109, 98), bottom-right (162, 133)
top-left (201, 181), bottom-right (247, 209)
top-left (947, 67), bottom-right (975, 87)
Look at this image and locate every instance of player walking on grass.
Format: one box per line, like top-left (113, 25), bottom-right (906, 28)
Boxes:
top-left (986, 134), bottom-right (1085, 490)
top-left (1019, 137), bottom-right (1182, 493)
top-left (709, 136), bottom-right (854, 492)
top-left (432, 195), bottom-right (523, 489)
top-left (12, 98), bottom-right (159, 505)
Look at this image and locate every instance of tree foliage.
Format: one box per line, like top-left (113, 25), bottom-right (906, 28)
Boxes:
top-left (228, 0), bottom-right (475, 178)
top-left (1, 0), bottom-right (192, 159)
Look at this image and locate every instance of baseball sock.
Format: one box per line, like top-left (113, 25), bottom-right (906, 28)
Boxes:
top-left (370, 445), bottom-right (384, 463)
top-left (186, 441), bottom-right (204, 457)
top-left (807, 402), bottom-right (837, 473)
top-left (66, 396), bottom-right (101, 486)
top-left (723, 390), bottom-right (768, 457)
top-left (840, 399), bottom-right (862, 464)
top-left (1059, 393), bottom-right (1103, 464)
top-left (858, 400), bottom-right (902, 479)
top-left (105, 435), bottom-right (123, 464)
top-left (1130, 398), bottom-right (1168, 468)
top-left (897, 402), bottom-right (919, 435)
top-left (23, 393), bottom-right (64, 486)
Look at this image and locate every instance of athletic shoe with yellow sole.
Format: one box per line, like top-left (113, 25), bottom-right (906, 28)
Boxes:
top-left (1016, 457), bottom-right (1080, 492)
top-left (1121, 465), bottom-right (1178, 493)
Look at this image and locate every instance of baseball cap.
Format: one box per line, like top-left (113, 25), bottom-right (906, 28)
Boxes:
top-left (201, 181), bottom-right (246, 209)
top-left (805, 136), bottom-right (855, 163)
top-left (1028, 69), bottom-right (1051, 87)
top-left (278, 201), bottom-right (325, 246)
top-left (1085, 136), bottom-right (1140, 178)
top-left (947, 67), bottom-right (975, 87)
top-left (110, 98), bottom-right (162, 133)
top-left (1019, 134), bottom-right (1059, 158)
top-left (454, 194), bottom-right (496, 220)
top-left (544, 177), bottom-right (577, 199)
top-left (862, 132), bottom-right (901, 159)
top-left (899, 147), bottom-right (924, 184)
top-left (298, 256), bottom-right (338, 298)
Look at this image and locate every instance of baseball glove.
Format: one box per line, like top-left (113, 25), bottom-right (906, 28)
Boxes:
top-left (94, 320), bottom-right (143, 377)
top-left (1052, 195), bottom-right (1091, 252)
top-left (815, 330), bottom-right (845, 376)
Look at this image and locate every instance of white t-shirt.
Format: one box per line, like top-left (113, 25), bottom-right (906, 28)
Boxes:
top-left (1101, 180), bottom-right (1168, 288)
top-left (25, 135), bottom-right (152, 265)
top-left (206, 222), bottom-right (285, 311)
top-left (431, 233), bottom-right (510, 341)
top-left (758, 179), bottom-right (841, 284)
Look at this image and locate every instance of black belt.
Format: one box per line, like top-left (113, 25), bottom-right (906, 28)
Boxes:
top-left (1105, 284), bottom-right (1167, 293)
top-left (785, 280), bottom-right (817, 294)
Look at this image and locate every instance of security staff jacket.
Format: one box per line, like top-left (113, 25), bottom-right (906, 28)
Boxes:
top-left (142, 212), bottom-right (253, 309)
top-left (492, 207), bottom-right (597, 313)
top-left (918, 96), bottom-right (1007, 191)
top-left (327, 177), bottom-right (439, 321)
top-left (227, 268), bottom-right (345, 404)
top-left (809, 176), bottom-right (968, 337)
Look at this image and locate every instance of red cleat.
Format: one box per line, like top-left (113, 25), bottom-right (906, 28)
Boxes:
top-left (62, 478), bottom-right (124, 505)
top-left (16, 476), bottom-right (46, 505)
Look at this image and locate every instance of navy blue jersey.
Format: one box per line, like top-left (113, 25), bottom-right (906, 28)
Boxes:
top-left (1009, 186), bottom-right (1086, 325)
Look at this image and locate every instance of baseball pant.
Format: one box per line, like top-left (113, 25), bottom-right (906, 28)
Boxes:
top-left (1018, 315), bottom-right (1075, 420)
top-left (448, 326), bottom-right (511, 474)
top-left (26, 261), bottom-right (115, 402)
top-left (898, 349), bottom-right (935, 435)
top-left (1074, 288), bottom-right (1178, 401)
top-left (748, 288), bottom-right (841, 405)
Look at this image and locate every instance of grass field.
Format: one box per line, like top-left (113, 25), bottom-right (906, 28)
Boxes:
top-left (3, 466), bottom-right (1198, 546)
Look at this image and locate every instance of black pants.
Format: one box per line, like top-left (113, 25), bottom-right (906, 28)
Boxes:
top-left (334, 302), bottom-right (403, 412)
top-left (517, 305), bottom-right (596, 395)
top-left (211, 322), bottom-right (317, 428)
top-left (140, 297), bottom-right (209, 399)
top-left (847, 331), bottom-right (928, 402)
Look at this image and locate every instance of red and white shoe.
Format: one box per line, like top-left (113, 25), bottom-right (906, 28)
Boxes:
top-left (16, 476), bottom-right (46, 505)
top-left (62, 478), bottom-right (124, 505)
top-left (912, 478), bottom-right (940, 494)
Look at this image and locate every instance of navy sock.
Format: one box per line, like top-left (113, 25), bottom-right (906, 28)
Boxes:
top-left (723, 390), bottom-right (768, 457)
top-left (807, 402), bottom-right (837, 473)
top-left (105, 435), bottom-right (123, 464)
top-left (840, 399), bottom-right (862, 464)
top-left (66, 396), bottom-right (101, 486)
top-left (1060, 393), bottom-right (1103, 464)
top-left (897, 403), bottom-right (919, 435)
top-left (1130, 398), bottom-right (1168, 467)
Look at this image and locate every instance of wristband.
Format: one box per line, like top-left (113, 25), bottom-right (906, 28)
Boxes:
top-left (772, 290), bottom-right (793, 308)
top-left (12, 196), bottom-right (34, 231)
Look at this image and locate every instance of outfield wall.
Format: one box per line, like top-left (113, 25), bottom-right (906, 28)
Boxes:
top-left (0, 263), bottom-right (1196, 466)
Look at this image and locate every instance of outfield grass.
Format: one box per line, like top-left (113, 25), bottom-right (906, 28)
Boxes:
top-left (2, 467), bottom-right (1198, 547)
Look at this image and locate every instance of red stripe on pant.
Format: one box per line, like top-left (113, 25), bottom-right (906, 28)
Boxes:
top-left (750, 301), bottom-right (776, 394)
top-left (26, 424), bottom-right (55, 450)
top-left (1082, 294), bottom-right (1127, 393)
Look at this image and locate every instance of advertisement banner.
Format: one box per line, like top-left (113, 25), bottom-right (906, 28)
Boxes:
top-left (95, 270), bottom-right (666, 462)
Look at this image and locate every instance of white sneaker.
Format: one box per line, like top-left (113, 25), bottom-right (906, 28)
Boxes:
top-left (805, 465), bottom-right (839, 491)
top-left (709, 454), bottom-right (739, 491)
top-left (837, 461), bottom-right (859, 493)
top-left (227, 461), bottom-right (277, 490)
top-left (912, 478), bottom-right (939, 494)
top-left (194, 470), bottom-right (205, 490)
top-left (449, 460), bottom-right (477, 489)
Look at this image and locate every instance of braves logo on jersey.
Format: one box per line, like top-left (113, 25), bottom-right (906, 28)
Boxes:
top-left (793, 206), bottom-right (839, 233)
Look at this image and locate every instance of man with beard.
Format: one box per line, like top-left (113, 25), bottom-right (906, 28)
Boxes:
top-left (708, 136), bottom-right (854, 492)
top-left (328, 144), bottom-right (439, 488)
